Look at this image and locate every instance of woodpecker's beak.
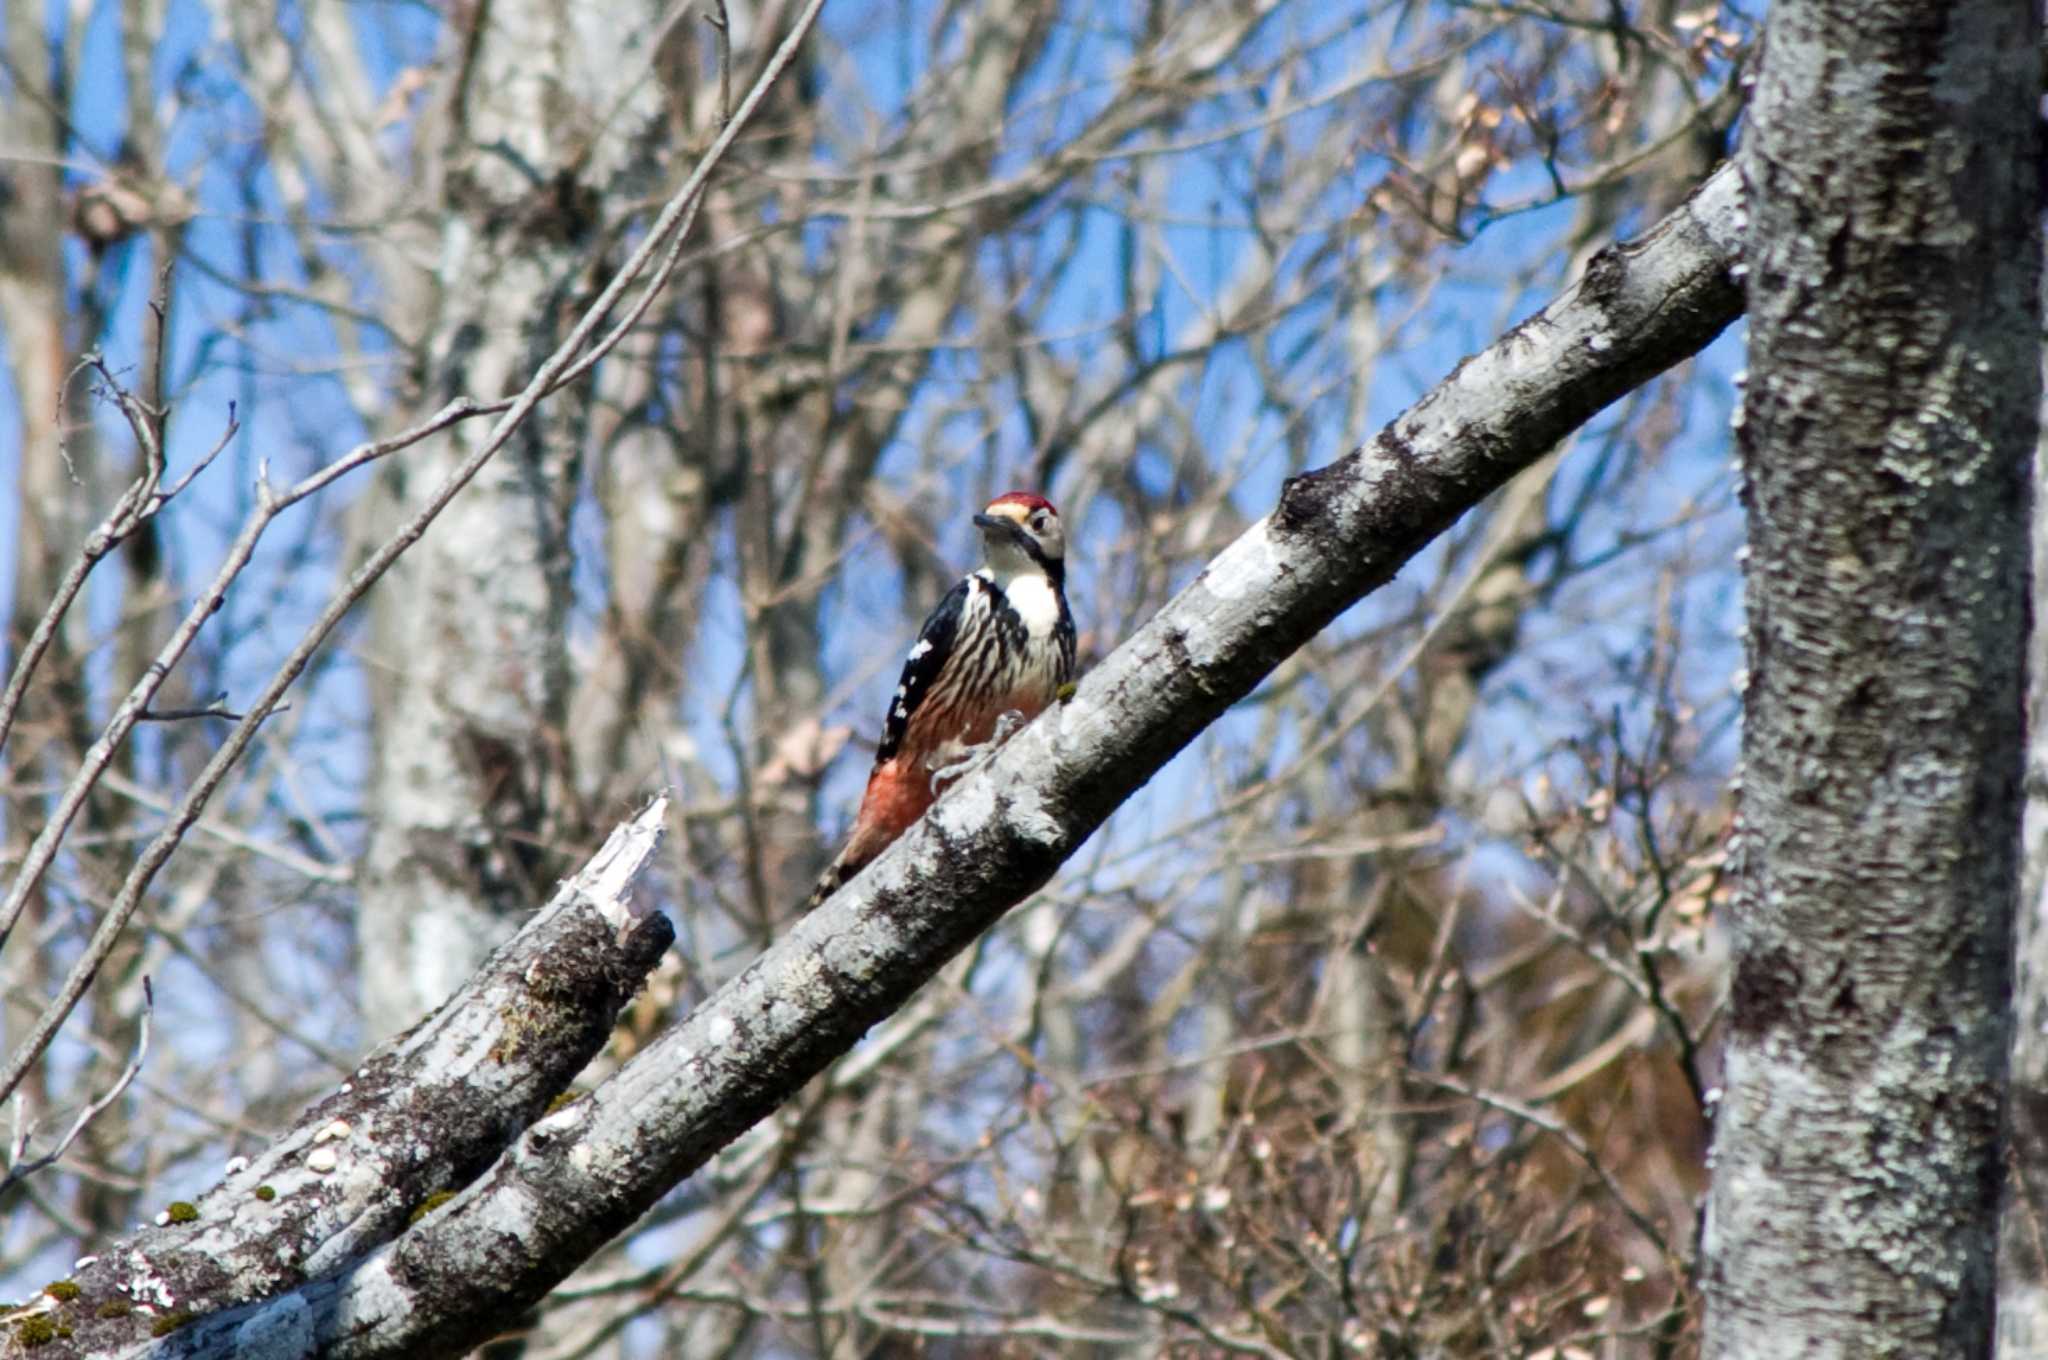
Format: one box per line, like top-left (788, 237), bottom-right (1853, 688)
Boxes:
top-left (974, 511), bottom-right (1027, 548)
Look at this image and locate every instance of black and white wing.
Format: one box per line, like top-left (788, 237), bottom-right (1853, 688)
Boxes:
top-left (873, 576), bottom-right (970, 764)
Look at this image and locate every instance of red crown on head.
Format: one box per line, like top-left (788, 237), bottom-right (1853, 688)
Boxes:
top-left (985, 491), bottom-right (1057, 515)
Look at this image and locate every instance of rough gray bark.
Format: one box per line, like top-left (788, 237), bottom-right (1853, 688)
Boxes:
top-left (88, 163), bottom-right (1742, 1360)
top-left (1699, 0), bottom-right (2040, 1351)
top-left (11, 803), bottom-right (671, 1357)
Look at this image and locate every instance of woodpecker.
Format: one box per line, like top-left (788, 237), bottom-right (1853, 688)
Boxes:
top-left (806, 492), bottom-right (1077, 911)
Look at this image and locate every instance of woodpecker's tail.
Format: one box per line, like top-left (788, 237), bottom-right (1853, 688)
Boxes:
top-left (804, 844), bottom-right (873, 913)
top-left (804, 860), bottom-right (848, 913)
top-left (805, 758), bottom-right (929, 912)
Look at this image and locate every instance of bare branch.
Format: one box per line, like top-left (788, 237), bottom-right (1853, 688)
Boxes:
top-left (0, 0), bottom-right (830, 1112)
top-left (0, 977), bottom-right (152, 1198)
top-left (0, 382), bottom-right (238, 762)
top-left (1408, 1068), bottom-right (1672, 1260)
top-left (43, 801), bottom-right (672, 1351)
top-left (706, 0), bottom-right (732, 128)
top-left (125, 160), bottom-right (1742, 1360)
top-left (136, 696), bottom-right (264, 723)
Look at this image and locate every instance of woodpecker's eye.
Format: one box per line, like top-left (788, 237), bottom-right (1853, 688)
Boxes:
top-left (1030, 511), bottom-right (1048, 530)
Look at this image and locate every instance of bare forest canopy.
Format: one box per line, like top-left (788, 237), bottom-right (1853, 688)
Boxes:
top-left (15, 0), bottom-right (2021, 1355)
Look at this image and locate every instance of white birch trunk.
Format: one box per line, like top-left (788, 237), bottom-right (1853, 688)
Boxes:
top-left (355, 0), bottom-right (670, 1038)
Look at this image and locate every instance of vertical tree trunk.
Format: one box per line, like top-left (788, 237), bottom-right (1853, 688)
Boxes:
top-left (1702, 0), bottom-right (2040, 1352)
top-left (354, 0), bottom-right (667, 1039)
top-left (2002, 329), bottom-right (2048, 1360)
top-left (1, 0), bottom-right (186, 1239)
top-left (0, 0), bottom-right (82, 1193)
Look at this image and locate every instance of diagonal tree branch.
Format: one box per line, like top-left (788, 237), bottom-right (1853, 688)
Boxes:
top-left (34, 800), bottom-right (672, 1355)
top-left (95, 159), bottom-right (1743, 1360)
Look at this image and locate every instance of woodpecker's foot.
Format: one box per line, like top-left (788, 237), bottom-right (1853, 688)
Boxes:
top-left (930, 710), bottom-right (1028, 792)
top-left (1055, 680), bottom-right (1078, 703)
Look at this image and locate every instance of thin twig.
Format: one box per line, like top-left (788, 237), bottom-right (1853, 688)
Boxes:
top-left (138, 694), bottom-right (267, 723)
top-left (0, 390), bottom-right (467, 960)
top-left (0, 978), bottom-right (153, 1197)
top-left (1409, 1068), bottom-right (1674, 1261)
top-left (0, 382), bottom-right (237, 763)
top-left (707, 0), bottom-right (733, 128)
top-left (97, 769), bottom-right (347, 886)
top-left (156, 399), bottom-right (238, 503)
top-left (0, 0), bottom-right (829, 1112)
top-left (150, 929), bottom-right (352, 1072)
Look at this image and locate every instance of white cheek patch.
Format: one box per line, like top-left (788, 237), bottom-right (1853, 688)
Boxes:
top-left (999, 574), bottom-right (1064, 637)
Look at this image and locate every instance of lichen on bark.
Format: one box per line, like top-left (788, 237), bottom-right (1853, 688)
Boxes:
top-left (1700, 0), bottom-right (2040, 1352)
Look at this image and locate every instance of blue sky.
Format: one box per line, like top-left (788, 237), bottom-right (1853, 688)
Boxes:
top-left (0, 0), bottom-right (1747, 1297)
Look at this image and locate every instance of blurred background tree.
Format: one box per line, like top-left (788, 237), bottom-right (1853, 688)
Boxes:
top-left (0, 0), bottom-right (1758, 1352)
